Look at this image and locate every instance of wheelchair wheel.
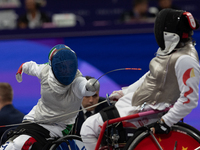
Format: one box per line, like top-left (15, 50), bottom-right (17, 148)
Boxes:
top-left (123, 122), bottom-right (200, 150)
top-left (49, 135), bottom-right (84, 150)
top-left (0, 127), bottom-right (17, 146)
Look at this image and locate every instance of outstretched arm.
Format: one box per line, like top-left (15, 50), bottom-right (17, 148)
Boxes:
top-left (16, 61), bottom-right (47, 82)
top-left (109, 71), bottom-right (149, 100)
top-left (72, 75), bottom-right (100, 99)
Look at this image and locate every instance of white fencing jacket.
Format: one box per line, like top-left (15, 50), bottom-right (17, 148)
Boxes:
top-left (22, 61), bottom-right (95, 137)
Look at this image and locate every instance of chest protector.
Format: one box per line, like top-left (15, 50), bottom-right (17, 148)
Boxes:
top-left (132, 42), bottom-right (199, 106)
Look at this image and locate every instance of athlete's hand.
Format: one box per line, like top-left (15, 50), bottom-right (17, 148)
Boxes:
top-left (151, 118), bottom-right (171, 134)
top-left (16, 63), bottom-right (24, 83)
top-left (86, 78), bottom-right (100, 92)
top-left (109, 90), bottom-right (124, 101)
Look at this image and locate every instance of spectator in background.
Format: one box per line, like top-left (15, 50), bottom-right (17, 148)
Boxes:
top-left (72, 76), bottom-right (109, 136)
top-left (0, 83), bottom-right (24, 144)
top-left (119, 0), bottom-right (155, 23)
top-left (157, 0), bottom-right (179, 11)
top-left (17, 0), bottom-right (50, 29)
top-left (149, 0), bottom-right (179, 16)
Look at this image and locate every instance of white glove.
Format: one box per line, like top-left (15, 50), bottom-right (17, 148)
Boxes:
top-left (109, 90), bottom-right (124, 100)
top-left (16, 63), bottom-right (24, 83)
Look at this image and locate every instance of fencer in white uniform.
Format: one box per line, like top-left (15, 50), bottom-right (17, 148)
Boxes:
top-left (80, 9), bottom-right (200, 150)
top-left (0, 44), bottom-right (100, 150)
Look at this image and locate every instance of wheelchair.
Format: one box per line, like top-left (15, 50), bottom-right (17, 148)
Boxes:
top-left (94, 107), bottom-right (200, 150)
top-left (48, 135), bottom-right (83, 150)
top-left (0, 128), bottom-right (85, 150)
top-left (49, 107), bottom-right (200, 150)
top-left (122, 122), bottom-right (200, 150)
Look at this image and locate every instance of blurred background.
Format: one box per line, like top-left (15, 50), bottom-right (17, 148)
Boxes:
top-left (0, 0), bottom-right (200, 130)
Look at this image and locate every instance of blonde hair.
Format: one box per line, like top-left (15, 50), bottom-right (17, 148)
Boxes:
top-left (0, 83), bottom-right (13, 102)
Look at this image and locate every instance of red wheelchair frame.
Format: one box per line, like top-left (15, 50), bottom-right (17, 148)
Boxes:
top-left (94, 107), bottom-right (200, 150)
top-left (35, 106), bottom-right (200, 150)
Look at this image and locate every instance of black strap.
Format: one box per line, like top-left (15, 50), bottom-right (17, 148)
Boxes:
top-left (99, 105), bottom-right (118, 122)
top-left (99, 105), bottom-right (126, 145)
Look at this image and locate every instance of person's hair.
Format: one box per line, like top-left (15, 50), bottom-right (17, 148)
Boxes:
top-left (132, 0), bottom-right (148, 7)
top-left (0, 83), bottom-right (13, 103)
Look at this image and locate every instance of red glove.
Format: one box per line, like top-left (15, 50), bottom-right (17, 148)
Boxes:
top-left (16, 63), bottom-right (24, 83)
